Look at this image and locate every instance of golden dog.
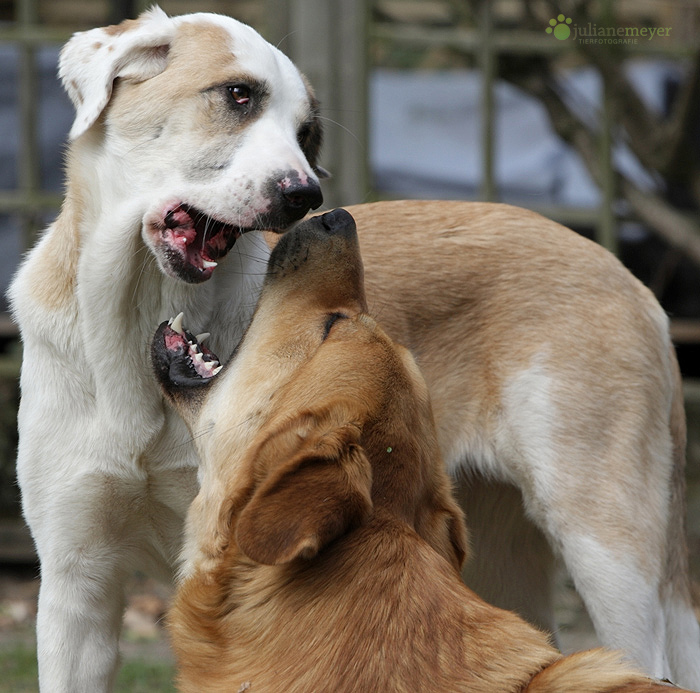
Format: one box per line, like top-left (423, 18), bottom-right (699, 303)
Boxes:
top-left (153, 209), bottom-right (691, 693)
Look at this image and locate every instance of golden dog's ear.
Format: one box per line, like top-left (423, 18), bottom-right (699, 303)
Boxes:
top-left (59, 7), bottom-right (174, 139)
top-left (236, 418), bottom-right (373, 565)
top-left (415, 491), bottom-right (469, 572)
top-left (443, 504), bottom-right (469, 571)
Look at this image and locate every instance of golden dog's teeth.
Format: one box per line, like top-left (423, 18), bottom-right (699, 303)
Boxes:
top-left (195, 333), bottom-right (210, 343)
top-left (171, 312), bottom-right (185, 335)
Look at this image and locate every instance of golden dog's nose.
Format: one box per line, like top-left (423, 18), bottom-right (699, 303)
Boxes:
top-left (317, 208), bottom-right (356, 237)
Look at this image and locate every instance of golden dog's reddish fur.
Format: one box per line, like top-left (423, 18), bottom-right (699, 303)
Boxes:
top-left (156, 210), bottom-right (689, 693)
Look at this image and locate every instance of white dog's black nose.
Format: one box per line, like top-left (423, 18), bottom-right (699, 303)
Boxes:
top-left (281, 179), bottom-right (323, 213)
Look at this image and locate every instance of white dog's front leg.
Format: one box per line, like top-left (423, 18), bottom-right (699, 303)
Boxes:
top-left (20, 463), bottom-right (162, 693)
top-left (34, 555), bottom-right (127, 693)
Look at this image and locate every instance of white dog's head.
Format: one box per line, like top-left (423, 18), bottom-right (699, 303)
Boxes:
top-left (60, 7), bottom-right (325, 283)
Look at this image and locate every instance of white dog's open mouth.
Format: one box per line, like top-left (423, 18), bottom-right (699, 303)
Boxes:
top-left (154, 203), bottom-right (243, 283)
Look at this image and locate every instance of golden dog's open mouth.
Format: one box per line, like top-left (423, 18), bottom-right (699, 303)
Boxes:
top-left (151, 313), bottom-right (222, 390)
top-left (159, 204), bottom-right (243, 283)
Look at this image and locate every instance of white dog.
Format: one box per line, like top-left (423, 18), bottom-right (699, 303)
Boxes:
top-left (8, 7), bottom-right (700, 692)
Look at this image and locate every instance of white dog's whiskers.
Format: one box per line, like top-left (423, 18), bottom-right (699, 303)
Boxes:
top-left (131, 246), bottom-right (160, 308)
top-left (317, 114), bottom-right (363, 148)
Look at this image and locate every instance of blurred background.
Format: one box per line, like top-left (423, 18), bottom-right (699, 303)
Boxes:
top-left (1, 0), bottom-right (700, 690)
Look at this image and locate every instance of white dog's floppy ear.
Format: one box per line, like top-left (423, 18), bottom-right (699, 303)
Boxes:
top-left (59, 6), bottom-right (175, 140)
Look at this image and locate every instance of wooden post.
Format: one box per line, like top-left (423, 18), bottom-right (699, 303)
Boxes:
top-left (598, 75), bottom-right (617, 255)
top-left (597, 0), bottom-right (618, 255)
top-left (18, 0), bottom-right (40, 250)
top-left (478, 0), bottom-right (496, 202)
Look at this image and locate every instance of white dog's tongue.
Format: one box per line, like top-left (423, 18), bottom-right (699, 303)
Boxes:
top-left (163, 204), bottom-right (240, 273)
top-left (164, 207), bottom-right (198, 246)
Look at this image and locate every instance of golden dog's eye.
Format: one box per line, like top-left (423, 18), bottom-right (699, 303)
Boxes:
top-left (228, 85), bottom-right (251, 106)
top-left (322, 312), bottom-right (348, 341)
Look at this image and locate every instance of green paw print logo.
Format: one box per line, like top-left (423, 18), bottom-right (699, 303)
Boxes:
top-left (546, 14), bottom-right (572, 40)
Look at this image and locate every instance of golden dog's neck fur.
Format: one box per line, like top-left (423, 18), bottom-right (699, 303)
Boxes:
top-left (173, 517), bottom-right (557, 693)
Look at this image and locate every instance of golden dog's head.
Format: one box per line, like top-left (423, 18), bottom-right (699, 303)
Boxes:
top-left (152, 209), bottom-right (466, 570)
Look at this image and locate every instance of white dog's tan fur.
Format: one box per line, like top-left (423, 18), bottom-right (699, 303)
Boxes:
top-left (8, 7), bottom-right (700, 692)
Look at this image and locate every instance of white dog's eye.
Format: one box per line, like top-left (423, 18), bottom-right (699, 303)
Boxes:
top-left (228, 85), bottom-right (251, 106)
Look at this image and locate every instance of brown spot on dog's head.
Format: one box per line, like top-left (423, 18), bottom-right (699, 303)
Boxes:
top-left (102, 17), bottom-right (143, 37)
top-left (59, 7), bottom-right (175, 139)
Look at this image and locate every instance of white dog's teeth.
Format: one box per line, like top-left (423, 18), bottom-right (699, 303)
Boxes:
top-left (195, 332), bottom-right (210, 343)
top-left (193, 352), bottom-right (204, 364)
top-left (170, 312), bottom-right (185, 335)
top-left (212, 365), bottom-right (223, 375)
top-left (202, 260), bottom-right (218, 269)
